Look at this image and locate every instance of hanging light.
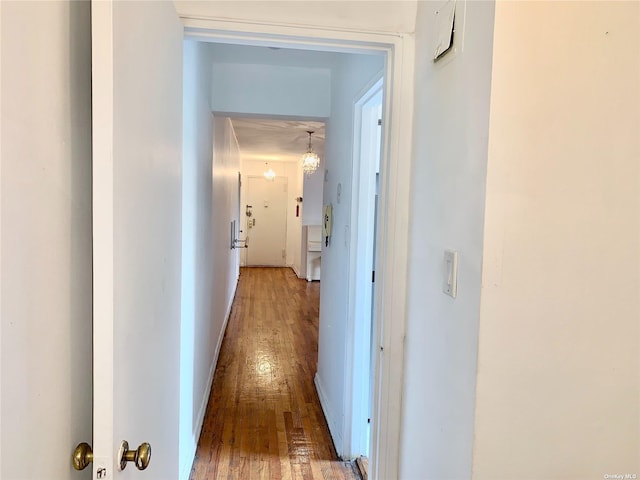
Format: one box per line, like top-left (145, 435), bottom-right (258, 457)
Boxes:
top-left (301, 130), bottom-right (320, 176)
top-left (263, 162), bottom-right (276, 181)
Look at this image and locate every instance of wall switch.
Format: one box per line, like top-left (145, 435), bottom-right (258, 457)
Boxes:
top-left (443, 250), bottom-right (458, 298)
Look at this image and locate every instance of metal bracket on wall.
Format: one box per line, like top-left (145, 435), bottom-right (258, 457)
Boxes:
top-left (232, 239), bottom-right (248, 249)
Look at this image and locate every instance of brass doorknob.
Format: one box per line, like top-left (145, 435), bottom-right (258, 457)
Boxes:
top-left (118, 440), bottom-right (151, 471)
top-left (72, 442), bottom-right (93, 470)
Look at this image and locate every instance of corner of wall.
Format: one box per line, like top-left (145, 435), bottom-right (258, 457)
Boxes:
top-left (399, 1), bottom-right (496, 478)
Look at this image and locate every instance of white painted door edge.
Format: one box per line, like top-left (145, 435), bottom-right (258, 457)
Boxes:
top-left (91, 3), bottom-right (115, 476)
top-left (181, 16), bottom-right (414, 480)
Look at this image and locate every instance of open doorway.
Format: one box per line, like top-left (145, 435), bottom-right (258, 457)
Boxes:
top-left (231, 118), bottom-right (326, 275)
top-left (176, 17), bottom-right (413, 480)
top-left (88, 3), bottom-right (412, 480)
top-left (180, 40), bottom-right (387, 477)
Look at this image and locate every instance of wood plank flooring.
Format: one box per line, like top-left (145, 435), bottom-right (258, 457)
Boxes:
top-left (190, 267), bottom-right (359, 480)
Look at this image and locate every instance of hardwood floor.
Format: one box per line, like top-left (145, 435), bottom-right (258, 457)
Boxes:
top-left (190, 267), bottom-right (359, 480)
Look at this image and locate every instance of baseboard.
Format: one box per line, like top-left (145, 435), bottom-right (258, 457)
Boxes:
top-left (196, 281), bottom-right (237, 430)
top-left (314, 373), bottom-right (343, 457)
top-left (180, 278), bottom-right (239, 480)
top-left (179, 442), bottom-right (197, 480)
top-left (290, 264), bottom-right (303, 279)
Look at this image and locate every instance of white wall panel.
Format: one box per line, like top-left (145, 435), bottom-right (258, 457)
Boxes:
top-left (473, 2), bottom-right (640, 477)
top-left (400, 2), bottom-right (495, 478)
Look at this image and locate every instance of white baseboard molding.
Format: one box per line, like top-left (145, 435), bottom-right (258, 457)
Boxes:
top-left (180, 278), bottom-right (239, 480)
top-left (314, 372), bottom-right (343, 458)
top-left (290, 264), bottom-right (303, 279)
top-left (179, 442), bottom-right (197, 480)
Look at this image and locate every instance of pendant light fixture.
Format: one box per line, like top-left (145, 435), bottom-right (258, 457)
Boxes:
top-left (301, 130), bottom-right (320, 176)
top-left (263, 162), bottom-right (276, 181)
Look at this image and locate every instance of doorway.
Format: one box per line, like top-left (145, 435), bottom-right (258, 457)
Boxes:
top-left (186, 40), bottom-right (386, 469)
top-left (232, 117), bottom-right (325, 276)
top-left (90, 3), bottom-right (413, 479)
top-left (347, 78), bottom-right (383, 464)
top-left (175, 30), bottom-right (412, 479)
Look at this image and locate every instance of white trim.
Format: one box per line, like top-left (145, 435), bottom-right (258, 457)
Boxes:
top-left (182, 16), bottom-right (399, 54)
top-left (182, 15), bottom-right (405, 39)
top-left (180, 277), bottom-right (239, 480)
top-left (179, 447), bottom-right (196, 480)
top-left (0, 2), bottom-right (3, 473)
top-left (290, 264), bottom-right (302, 279)
top-left (344, 76), bottom-right (384, 460)
top-left (91, 1), bottom-right (116, 476)
top-left (197, 283), bottom-right (235, 441)
top-left (314, 373), bottom-right (342, 453)
top-left (371, 33), bottom-right (414, 480)
top-left (179, 16), bottom-right (414, 479)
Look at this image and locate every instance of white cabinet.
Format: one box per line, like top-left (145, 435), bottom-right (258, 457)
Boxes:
top-left (306, 225), bottom-right (322, 281)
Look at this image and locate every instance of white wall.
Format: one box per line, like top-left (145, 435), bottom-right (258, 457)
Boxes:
top-left (180, 39), bottom-right (241, 479)
top-left (473, 2), bottom-right (640, 478)
top-left (212, 63), bottom-right (331, 118)
top-left (209, 46), bottom-right (332, 244)
top-left (174, 0), bottom-right (418, 34)
top-left (210, 115), bottom-right (241, 376)
top-left (209, 45), bottom-right (334, 274)
top-left (315, 52), bottom-right (384, 456)
top-left (302, 162), bottom-right (324, 226)
top-left (399, 2), bottom-right (495, 478)
top-left (209, 44), bottom-right (333, 119)
top-left (401, 2), bottom-right (640, 478)
top-left (0, 1), bottom-right (92, 478)
top-left (180, 40), bottom-right (212, 479)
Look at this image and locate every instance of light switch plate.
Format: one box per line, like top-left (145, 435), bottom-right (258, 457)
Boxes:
top-left (443, 250), bottom-right (458, 298)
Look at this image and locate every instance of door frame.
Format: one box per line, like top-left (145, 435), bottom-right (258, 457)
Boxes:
top-left (181, 16), bottom-right (414, 480)
top-left (243, 174), bottom-right (289, 267)
top-left (345, 76), bottom-right (384, 459)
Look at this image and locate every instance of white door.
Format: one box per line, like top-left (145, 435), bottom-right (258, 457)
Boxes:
top-left (245, 176), bottom-right (288, 266)
top-left (91, 1), bottom-right (184, 479)
top-left (2, 2), bottom-right (93, 479)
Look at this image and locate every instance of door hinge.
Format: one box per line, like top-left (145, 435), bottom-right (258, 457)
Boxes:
top-left (378, 118), bottom-right (382, 126)
top-left (372, 270), bottom-right (375, 283)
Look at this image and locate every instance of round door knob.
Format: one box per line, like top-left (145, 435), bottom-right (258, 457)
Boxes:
top-left (72, 442), bottom-right (93, 471)
top-left (118, 440), bottom-right (152, 471)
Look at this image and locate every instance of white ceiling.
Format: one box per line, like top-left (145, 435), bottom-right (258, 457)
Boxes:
top-left (230, 118), bottom-right (325, 163)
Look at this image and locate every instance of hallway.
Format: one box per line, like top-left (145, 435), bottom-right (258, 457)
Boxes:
top-left (190, 268), bottom-right (359, 480)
